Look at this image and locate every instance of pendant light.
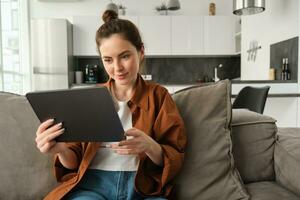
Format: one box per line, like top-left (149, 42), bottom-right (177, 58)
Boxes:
top-left (233, 0), bottom-right (265, 15)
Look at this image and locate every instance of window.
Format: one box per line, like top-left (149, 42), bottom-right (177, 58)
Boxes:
top-left (0, 0), bottom-right (30, 94)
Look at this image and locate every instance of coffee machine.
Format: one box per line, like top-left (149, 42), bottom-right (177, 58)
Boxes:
top-left (85, 65), bottom-right (98, 83)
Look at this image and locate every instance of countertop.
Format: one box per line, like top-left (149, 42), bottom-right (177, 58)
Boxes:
top-left (71, 80), bottom-right (300, 98)
top-left (161, 80), bottom-right (300, 97)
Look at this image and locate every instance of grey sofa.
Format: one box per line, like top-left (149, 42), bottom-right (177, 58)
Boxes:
top-left (0, 81), bottom-right (300, 200)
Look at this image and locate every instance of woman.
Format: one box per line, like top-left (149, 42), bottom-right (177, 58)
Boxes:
top-left (35, 10), bottom-right (187, 200)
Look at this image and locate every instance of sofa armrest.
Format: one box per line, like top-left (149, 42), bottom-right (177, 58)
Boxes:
top-left (275, 128), bottom-right (300, 196)
top-left (231, 109), bottom-right (277, 183)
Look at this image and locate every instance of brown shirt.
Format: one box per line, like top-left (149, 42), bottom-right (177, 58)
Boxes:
top-left (44, 75), bottom-right (187, 199)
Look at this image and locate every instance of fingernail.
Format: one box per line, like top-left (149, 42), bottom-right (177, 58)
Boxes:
top-left (57, 122), bottom-right (62, 127)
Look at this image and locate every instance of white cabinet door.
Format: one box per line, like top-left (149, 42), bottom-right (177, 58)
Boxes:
top-left (138, 16), bottom-right (171, 55)
top-left (119, 15), bottom-right (138, 27)
top-left (171, 16), bottom-right (204, 55)
top-left (204, 16), bottom-right (235, 55)
top-left (73, 16), bottom-right (102, 56)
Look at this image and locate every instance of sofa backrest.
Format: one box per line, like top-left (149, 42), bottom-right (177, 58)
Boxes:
top-left (0, 92), bottom-right (56, 199)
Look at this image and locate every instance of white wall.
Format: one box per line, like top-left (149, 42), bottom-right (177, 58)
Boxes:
top-left (241, 0), bottom-right (298, 80)
top-left (29, 0), bottom-right (233, 21)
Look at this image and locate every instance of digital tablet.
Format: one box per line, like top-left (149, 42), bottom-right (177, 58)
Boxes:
top-left (26, 87), bottom-right (125, 142)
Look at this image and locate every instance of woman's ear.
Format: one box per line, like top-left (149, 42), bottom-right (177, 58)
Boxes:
top-left (139, 44), bottom-right (145, 61)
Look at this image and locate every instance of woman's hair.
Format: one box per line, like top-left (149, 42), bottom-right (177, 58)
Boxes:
top-left (96, 10), bottom-right (144, 53)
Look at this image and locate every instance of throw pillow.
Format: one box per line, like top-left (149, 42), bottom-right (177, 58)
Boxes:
top-left (172, 80), bottom-right (249, 200)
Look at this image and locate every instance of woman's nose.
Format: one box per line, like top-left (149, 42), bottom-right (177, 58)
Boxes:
top-left (114, 60), bottom-right (124, 71)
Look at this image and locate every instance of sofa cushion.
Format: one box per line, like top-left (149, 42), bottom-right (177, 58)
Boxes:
top-left (275, 128), bottom-right (300, 197)
top-left (231, 109), bottom-right (277, 183)
top-left (0, 92), bottom-right (57, 199)
top-left (245, 181), bottom-right (300, 200)
top-left (172, 80), bottom-right (249, 200)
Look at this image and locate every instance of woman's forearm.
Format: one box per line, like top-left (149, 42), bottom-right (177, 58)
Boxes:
top-left (146, 141), bottom-right (163, 166)
top-left (57, 148), bottom-right (79, 170)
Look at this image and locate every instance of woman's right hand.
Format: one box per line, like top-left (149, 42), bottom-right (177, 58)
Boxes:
top-left (35, 119), bottom-right (66, 155)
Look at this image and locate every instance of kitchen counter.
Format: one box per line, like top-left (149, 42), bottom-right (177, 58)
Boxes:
top-left (71, 80), bottom-right (300, 98)
top-left (231, 80), bottom-right (297, 84)
top-left (162, 80), bottom-right (299, 97)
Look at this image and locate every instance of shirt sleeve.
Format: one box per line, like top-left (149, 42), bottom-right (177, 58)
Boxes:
top-left (135, 88), bottom-right (187, 196)
top-left (53, 142), bottom-right (83, 182)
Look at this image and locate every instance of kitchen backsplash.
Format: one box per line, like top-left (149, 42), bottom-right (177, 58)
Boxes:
top-left (142, 56), bottom-right (240, 84)
top-left (270, 37), bottom-right (298, 81)
top-left (74, 56), bottom-right (240, 84)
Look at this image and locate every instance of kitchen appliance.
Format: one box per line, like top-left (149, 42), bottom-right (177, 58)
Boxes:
top-left (85, 65), bottom-right (99, 84)
top-left (31, 19), bottom-right (73, 91)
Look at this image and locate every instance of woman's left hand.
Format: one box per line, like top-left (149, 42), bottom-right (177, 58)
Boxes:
top-left (110, 128), bottom-right (163, 166)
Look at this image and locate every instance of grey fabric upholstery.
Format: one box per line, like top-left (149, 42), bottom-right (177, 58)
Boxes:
top-left (275, 128), bottom-right (300, 197)
top-left (0, 92), bottom-right (57, 199)
top-left (173, 80), bottom-right (249, 200)
top-left (245, 181), bottom-right (300, 200)
top-left (231, 109), bottom-right (277, 183)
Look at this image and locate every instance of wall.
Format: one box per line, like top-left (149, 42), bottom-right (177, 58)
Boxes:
top-left (29, 0), bottom-right (232, 21)
top-left (298, 1), bottom-right (300, 127)
top-left (241, 0), bottom-right (298, 80)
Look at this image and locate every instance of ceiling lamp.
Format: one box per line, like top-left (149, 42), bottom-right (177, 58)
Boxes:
top-left (233, 0), bottom-right (265, 15)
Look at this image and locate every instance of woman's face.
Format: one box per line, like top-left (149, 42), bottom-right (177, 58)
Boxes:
top-left (99, 34), bottom-right (144, 87)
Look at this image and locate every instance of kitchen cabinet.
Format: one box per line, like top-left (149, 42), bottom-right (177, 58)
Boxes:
top-left (73, 15), bottom-right (138, 56)
top-left (138, 16), bottom-right (171, 55)
top-left (235, 17), bottom-right (241, 54)
top-left (73, 15), bottom-right (236, 56)
top-left (171, 16), bottom-right (204, 55)
top-left (203, 16), bottom-right (236, 55)
top-left (73, 16), bottom-right (102, 56)
top-left (119, 15), bottom-right (138, 26)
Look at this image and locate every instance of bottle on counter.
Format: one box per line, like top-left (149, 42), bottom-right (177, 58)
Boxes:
top-left (285, 58), bottom-right (291, 80)
top-left (281, 58), bottom-right (291, 81)
top-left (280, 58), bottom-right (287, 80)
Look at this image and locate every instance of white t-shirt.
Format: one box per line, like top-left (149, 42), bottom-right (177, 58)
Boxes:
top-left (88, 100), bottom-right (139, 171)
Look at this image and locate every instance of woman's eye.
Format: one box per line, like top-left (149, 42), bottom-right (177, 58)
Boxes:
top-left (104, 59), bottom-right (112, 63)
top-left (122, 54), bottom-right (130, 59)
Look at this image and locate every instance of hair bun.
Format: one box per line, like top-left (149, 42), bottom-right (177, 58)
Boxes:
top-left (102, 10), bottom-right (118, 23)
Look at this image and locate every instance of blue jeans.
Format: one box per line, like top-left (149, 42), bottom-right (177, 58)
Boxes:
top-left (64, 169), bottom-right (167, 200)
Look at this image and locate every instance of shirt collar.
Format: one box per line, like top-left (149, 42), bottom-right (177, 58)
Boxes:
top-left (104, 74), bottom-right (149, 111)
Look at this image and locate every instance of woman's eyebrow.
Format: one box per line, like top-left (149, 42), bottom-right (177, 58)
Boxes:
top-left (118, 50), bottom-right (131, 56)
top-left (102, 50), bottom-right (131, 59)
